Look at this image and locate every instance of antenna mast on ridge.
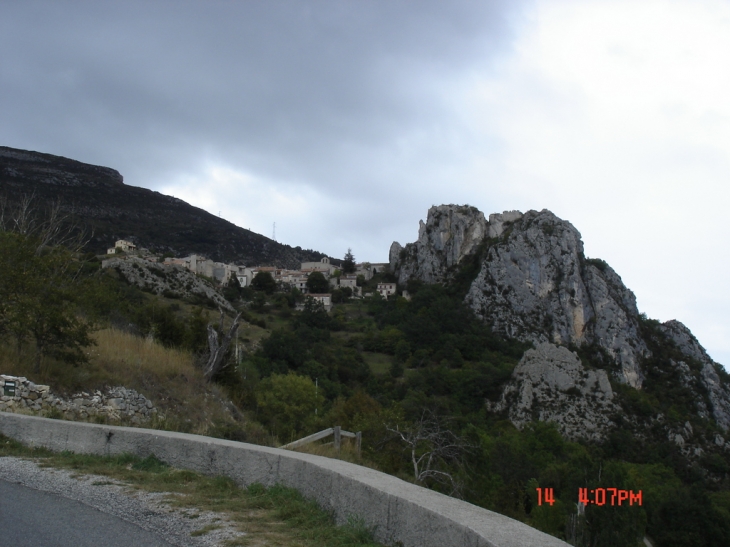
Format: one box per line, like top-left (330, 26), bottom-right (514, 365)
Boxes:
top-left (272, 222), bottom-right (276, 242)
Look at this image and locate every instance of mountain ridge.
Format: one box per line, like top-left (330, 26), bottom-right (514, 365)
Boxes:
top-left (0, 146), bottom-right (328, 269)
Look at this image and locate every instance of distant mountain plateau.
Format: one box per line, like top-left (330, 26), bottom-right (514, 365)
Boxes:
top-left (0, 146), bottom-right (327, 269)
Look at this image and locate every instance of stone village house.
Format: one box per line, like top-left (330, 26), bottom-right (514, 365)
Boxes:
top-left (377, 283), bottom-right (396, 298)
top-left (110, 245), bottom-right (399, 308)
top-left (106, 239), bottom-right (137, 254)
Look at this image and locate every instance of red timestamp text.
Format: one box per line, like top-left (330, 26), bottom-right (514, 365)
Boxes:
top-left (535, 488), bottom-right (643, 507)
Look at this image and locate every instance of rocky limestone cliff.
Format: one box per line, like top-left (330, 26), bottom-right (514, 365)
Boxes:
top-left (659, 319), bottom-right (730, 431)
top-left (391, 204), bottom-right (730, 443)
top-left (102, 256), bottom-right (234, 312)
top-left (489, 343), bottom-right (619, 441)
top-left (466, 209), bottom-right (649, 389)
top-left (389, 204), bottom-right (488, 284)
top-left (391, 205), bottom-right (649, 389)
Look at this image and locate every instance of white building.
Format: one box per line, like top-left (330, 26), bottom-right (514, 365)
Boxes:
top-left (107, 239), bottom-right (137, 254)
top-left (377, 282), bottom-right (397, 298)
top-left (164, 254), bottom-right (247, 285)
top-left (339, 275), bottom-right (358, 289)
top-left (354, 263), bottom-right (373, 280)
top-left (278, 270), bottom-right (309, 292)
top-left (300, 257), bottom-right (337, 277)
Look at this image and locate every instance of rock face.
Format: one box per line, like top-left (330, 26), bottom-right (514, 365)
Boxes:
top-left (489, 343), bottom-right (618, 441)
top-left (101, 256), bottom-right (234, 312)
top-left (390, 205), bottom-right (487, 284)
top-left (0, 146), bottom-right (124, 188)
top-left (392, 206), bottom-right (649, 388)
top-left (391, 204), bottom-right (730, 436)
top-left (659, 320), bottom-right (730, 431)
top-left (466, 209), bottom-right (648, 389)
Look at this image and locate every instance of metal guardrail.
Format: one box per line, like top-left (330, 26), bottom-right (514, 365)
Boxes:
top-left (280, 425), bottom-right (362, 456)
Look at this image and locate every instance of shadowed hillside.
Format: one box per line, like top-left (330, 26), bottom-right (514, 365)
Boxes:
top-left (0, 146), bottom-right (327, 268)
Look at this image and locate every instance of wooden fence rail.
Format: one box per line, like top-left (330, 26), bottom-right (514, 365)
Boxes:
top-left (280, 426), bottom-right (361, 456)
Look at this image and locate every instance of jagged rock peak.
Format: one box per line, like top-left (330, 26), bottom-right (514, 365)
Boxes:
top-left (392, 206), bottom-right (649, 388)
top-left (393, 204), bottom-right (730, 435)
top-left (389, 204), bottom-right (490, 284)
top-left (465, 209), bottom-right (649, 388)
top-left (490, 342), bottom-right (619, 441)
top-left (660, 319), bottom-right (730, 431)
top-left (487, 210), bottom-right (524, 238)
top-left (660, 319), bottom-right (714, 365)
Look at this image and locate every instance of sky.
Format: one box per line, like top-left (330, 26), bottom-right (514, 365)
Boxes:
top-left (1, 0), bottom-right (729, 369)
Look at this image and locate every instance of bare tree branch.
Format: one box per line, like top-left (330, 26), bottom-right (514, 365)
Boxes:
top-left (384, 408), bottom-right (473, 497)
top-left (0, 193), bottom-right (90, 254)
top-left (203, 308), bottom-right (242, 382)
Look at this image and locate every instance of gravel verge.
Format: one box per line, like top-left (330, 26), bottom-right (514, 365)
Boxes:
top-left (0, 456), bottom-right (243, 547)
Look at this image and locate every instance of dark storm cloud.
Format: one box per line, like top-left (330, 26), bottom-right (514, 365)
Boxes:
top-left (0, 0), bottom-right (519, 194)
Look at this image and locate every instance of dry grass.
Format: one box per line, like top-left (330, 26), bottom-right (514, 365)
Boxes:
top-left (0, 328), bottom-right (264, 440)
top-left (91, 328), bottom-right (198, 382)
top-left (0, 327), bottom-right (199, 393)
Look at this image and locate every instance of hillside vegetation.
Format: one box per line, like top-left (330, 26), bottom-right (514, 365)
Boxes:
top-left (2, 216), bottom-right (730, 547)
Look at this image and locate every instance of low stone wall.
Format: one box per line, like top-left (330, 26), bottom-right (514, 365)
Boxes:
top-left (0, 413), bottom-right (570, 547)
top-left (0, 375), bottom-right (156, 424)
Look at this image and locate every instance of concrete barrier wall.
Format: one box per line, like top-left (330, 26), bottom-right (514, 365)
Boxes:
top-left (0, 413), bottom-right (570, 547)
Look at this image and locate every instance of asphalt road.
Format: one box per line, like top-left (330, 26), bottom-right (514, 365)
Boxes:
top-left (0, 457), bottom-right (238, 547)
top-left (0, 478), bottom-right (175, 547)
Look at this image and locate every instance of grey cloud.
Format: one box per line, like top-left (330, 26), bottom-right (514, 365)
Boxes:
top-left (0, 0), bottom-right (520, 194)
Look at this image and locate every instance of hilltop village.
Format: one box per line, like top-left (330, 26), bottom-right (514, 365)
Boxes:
top-left (102, 239), bottom-right (397, 311)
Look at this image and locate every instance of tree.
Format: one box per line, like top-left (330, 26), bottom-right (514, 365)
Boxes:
top-left (0, 199), bottom-right (95, 370)
top-left (134, 302), bottom-right (186, 348)
top-left (246, 291), bottom-right (265, 313)
top-left (390, 359), bottom-right (404, 378)
top-left (343, 248), bottom-right (356, 274)
top-left (330, 288), bottom-right (344, 304)
top-left (184, 306), bottom-right (209, 352)
top-left (395, 339), bottom-right (411, 363)
top-left (255, 372), bottom-right (324, 440)
top-left (297, 297), bottom-right (331, 330)
top-left (306, 271), bottom-right (329, 294)
top-left (0, 194), bottom-right (86, 252)
top-left (223, 274), bottom-right (241, 302)
top-left (327, 390), bottom-right (382, 430)
top-left (202, 308), bottom-right (242, 382)
top-left (251, 271), bottom-right (277, 294)
top-left (384, 409), bottom-right (472, 497)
